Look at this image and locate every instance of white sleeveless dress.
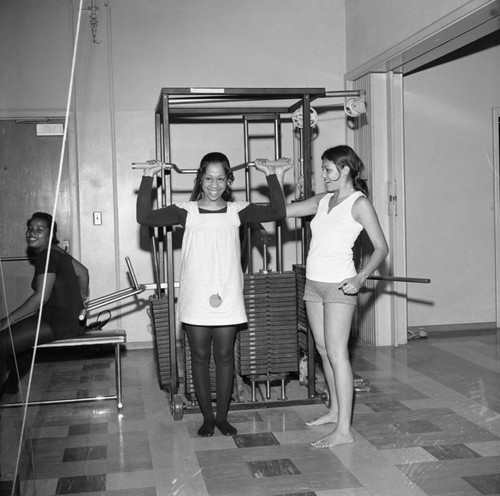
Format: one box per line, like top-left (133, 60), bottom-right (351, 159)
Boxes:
top-left (175, 201), bottom-right (249, 326)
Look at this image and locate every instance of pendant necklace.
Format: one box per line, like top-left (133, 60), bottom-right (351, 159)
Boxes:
top-left (209, 293), bottom-right (223, 308)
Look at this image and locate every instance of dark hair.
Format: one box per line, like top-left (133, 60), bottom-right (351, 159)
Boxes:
top-left (190, 152), bottom-right (235, 201)
top-left (27, 211), bottom-right (60, 245)
top-left (321, 145), bottom-right (368, 196)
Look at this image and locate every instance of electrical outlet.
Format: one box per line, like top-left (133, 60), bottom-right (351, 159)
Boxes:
top-left (93, 211), bottom-right (102, 225)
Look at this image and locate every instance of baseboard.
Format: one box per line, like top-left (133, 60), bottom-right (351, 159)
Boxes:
top-left (408, 322), bottom-right (496, 333)
top-left (125, 341), bottom-right (154, 350)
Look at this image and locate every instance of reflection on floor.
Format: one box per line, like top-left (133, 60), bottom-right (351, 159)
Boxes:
top-left (1, 330), bottom-right (499, 496)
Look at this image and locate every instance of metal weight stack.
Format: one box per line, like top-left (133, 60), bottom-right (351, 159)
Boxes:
top-left (183, 332), bottom-right (217, 403)
top-left (293, 264), bottom-right (308, 354)
top-left (149, 295), bottom-right (171, 389)
top-left (236, 271), bottom-right (299, 402)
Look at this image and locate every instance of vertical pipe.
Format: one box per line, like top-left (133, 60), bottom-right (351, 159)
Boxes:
top-left (152, 112), bottom-right (163, 297)
top-left (243, 117), bottom-right (252, 274)
top-left (301, 94), bottom-right (317, 399)
top-left (161, 93), bottom-right (178, 396)
top-left (243, 118), bottom-right (251, 200)
top-left (115, 343), bottom-right (123, 411)
top-left (274, 116), bottom-right (283, 273)
top-left (295, 127), bottom-right (305, 265)
top-left (302, 97), bottom-right (313, 263)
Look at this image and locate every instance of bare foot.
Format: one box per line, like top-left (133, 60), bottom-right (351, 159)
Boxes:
top-left (305, 411), bottom-right (338, 426)
top-left (310, 429), bottom-right (354, 448)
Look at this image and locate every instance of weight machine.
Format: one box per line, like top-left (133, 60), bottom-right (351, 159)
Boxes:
top-left (137, 87), bottom-right (429, 420)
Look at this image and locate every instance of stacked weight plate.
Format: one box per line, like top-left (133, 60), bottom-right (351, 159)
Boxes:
top-left (150, 294), bottom-right (171, 390)
top-left (293, 264), bottom-right (309, 354)
top-left (183, 333), bottom-right (217, 402)
top-left (237, 272), bottom-right (298, 377)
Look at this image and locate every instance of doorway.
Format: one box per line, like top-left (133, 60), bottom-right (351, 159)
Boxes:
top-left (0, 119), bottom-right (73, 312)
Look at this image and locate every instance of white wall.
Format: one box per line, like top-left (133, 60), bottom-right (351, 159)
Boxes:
top-left (345, 0), bottom-right (482, 73)
top-left (344, 0), bottom-right (500, 331)
top-left (0, 0), bottom-right (73, 114)
top-left (1, 0), bottom-right (348, 345)
top-left (404, 43), bottom-right (500, 328)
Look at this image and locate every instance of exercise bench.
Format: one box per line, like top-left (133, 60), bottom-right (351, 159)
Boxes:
top-left (0, 257), bottom-right (146, 413)
top-left (0, 330), bottom-right (127, 412)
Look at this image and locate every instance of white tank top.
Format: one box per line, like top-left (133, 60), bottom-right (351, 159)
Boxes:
top-left (306, 191), bottom-right (364, 283)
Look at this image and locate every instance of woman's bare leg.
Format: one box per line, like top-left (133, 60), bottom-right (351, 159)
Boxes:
top-left (310, 303), bottom-right (356, 448)
top-left (304, 301), bottom-right (339, 426)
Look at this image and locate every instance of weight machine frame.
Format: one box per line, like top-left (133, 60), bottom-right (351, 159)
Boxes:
top-left (150, 87), bottom-right (367, 418)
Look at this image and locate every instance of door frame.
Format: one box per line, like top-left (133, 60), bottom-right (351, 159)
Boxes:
top-left (346, 73), bottom-right (407, 347)
top-left (494, 108), bottom-right (500, 327)
top-left (345, 2), bottom-right (500, 344)
top-left (0, 112), bottom-right (81, 261)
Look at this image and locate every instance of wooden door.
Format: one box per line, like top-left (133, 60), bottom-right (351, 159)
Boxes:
top-left (0, 119), bottom-right (72, 314)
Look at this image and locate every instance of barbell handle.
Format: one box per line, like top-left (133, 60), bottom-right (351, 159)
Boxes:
top-left (131, 162), bottom-right (197, 174)
top-left (368, 275), bottom-right (431, 284)
top-left (231, 158), bottom-right (292, 172)
top-left (251, 158), bottom-right (292, 167)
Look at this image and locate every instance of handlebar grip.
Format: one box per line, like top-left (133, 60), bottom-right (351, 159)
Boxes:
top-left (79, 308), bottom-right (87, 321)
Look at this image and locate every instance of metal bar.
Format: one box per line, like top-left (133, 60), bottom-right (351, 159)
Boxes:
top-left (150, 234), bottom-right (162, 297)
top-left (169, 107), bottom-right (294, 116)
top-left (243, 117), bottom-right (252, 274)
top-left (115, 343), bottom-right (123, 411)
top-left (154, 87), bottom-right (364, 113)
top-left (300, 93), bottom-right (317, 400)
top-left (86, 286), bottom-right (145, 308)
top-left (134, 158), bottom-right (288, 175)
top-left (0, 395), bottom-right (117, 409)
top-left (368, 275), bottom-right (431, 283)
top-left (161, 93), bottom-right (179, 400)
top-left (152, 112), bottom-right (163, 298)
top-left (132, 162), bottom-right (197, 174)
top-left (143, 282), bottom-right (179, 291)
top-left (276, 115), bottom-right (283, 274)
top-left (182, 396), bottom-right (324, 415)
top-left (231, 161), bottom-right (250, 172)
top-left (82, 287), bottom-right (146, 317)
top-left (87, 286), bottom-right (139, 306)
top-left (125, 256), bottom-right (140, 290)
top-left (280, 378), bottom-right (287, 400)
top-left (79, 286), bottom-right (146, 321)
top-left (232, 160), bottom-right (290, 171)
top-left (324, 89), bottom-right (366, 98)
top-left (158, 87), bottom-right (327, 98)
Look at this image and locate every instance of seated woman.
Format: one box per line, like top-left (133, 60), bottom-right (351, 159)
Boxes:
top-left (0, 212), bottom-right (89, 397)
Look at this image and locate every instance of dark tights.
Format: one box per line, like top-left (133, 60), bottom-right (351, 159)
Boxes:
top-left (0, 316), bottom-right (55, 395)
top-left (185, 324), bottom-right (237, 436)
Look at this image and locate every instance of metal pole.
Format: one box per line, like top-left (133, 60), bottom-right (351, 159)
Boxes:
top-left (243, 117), bottom-right (253, 274)
top-left (161, 93), bottom-right (178, 398)
top-left (274, 115), bottom-right (283, 273)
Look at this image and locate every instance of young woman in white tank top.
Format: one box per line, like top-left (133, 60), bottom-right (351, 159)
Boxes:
top-left (286, 145), bottom-right (388, 448)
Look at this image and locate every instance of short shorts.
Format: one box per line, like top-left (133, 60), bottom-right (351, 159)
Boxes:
top-left (303, 278), bottom-right (358, 305)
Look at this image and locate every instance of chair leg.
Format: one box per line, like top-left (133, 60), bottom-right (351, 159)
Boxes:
top-left (114, 343), bottom-right (123, 412)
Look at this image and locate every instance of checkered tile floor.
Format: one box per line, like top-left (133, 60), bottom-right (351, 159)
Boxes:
top-left (1, 330), bottom-right (499, 496)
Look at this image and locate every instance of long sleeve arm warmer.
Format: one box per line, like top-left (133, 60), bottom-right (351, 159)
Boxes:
top-left (136, 176), bottom-right (187, 227)
top-left (239, 174), bottom-right (286, 224)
